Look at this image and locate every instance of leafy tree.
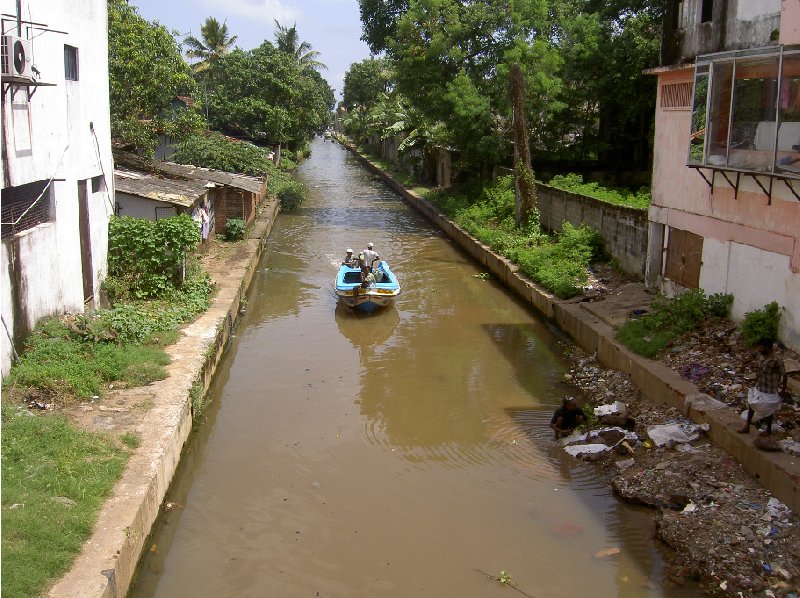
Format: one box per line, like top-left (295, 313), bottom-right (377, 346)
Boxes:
top-left (107, 0), bottom-right (196, 154)
top-left (207, 43), bottom-right (334, 153)
top-left (342, 57), bottom-right (392, 110)
top-left (358, 0), bottom-right (409, 54)
top-left (184, 17), bottom-right (238, 82)
top-left (273, 21), bottom-right (327, 71)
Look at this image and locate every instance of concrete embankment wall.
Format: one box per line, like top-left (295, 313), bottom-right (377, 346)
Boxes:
top-left (48, 196), bottom-right (281, 598)
top-left (341, 141), bottom-right (799, 513)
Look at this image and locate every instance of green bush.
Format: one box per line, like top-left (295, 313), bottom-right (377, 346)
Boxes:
top-left (707, 292), bottom-right (734, 318)
top-left (107, 215), bottom-right (199, 299)
top-left (277, 180), bottom-right (308, 211)
top-left (741, 301), bottom-right (782, 346)
top-left (225, 218), bottom-right (245, 241)
top-left (172, 132), bottom-right (271, 176)
top-left (616, 290), bottom-right (735, 357)
top-left (516, 223), bottom-right (600, 299)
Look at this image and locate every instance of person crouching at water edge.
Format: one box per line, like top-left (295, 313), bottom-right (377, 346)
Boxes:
top-left (738, 338), bottom-right (787, 438)
top-left (550, 396), bottom-right (591, 441)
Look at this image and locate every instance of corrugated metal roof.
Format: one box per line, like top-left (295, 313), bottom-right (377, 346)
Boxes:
top-left (114, 170), bottom-right (208, 207)
top-left (112, 150), bottom-right (265, 194)
top-left (157, 161), bottom-right (264, 194)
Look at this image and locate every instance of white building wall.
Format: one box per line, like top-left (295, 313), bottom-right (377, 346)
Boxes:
top-left (699, 239), bottom-right (800, 351)
top-left (116, 193), bottom-right (178, 221)
top-left (1, 0), bottom-right (114, 376)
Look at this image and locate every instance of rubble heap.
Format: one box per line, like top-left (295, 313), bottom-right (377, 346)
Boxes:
top-left (564, 346), bottom-right (800, 596)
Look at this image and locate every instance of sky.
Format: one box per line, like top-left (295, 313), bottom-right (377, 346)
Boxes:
top-left (130, 0), bottom-right (373, 101)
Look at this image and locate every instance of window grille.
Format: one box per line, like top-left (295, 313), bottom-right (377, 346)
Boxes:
top-left (661, 82), bottom-right (692, 108)
top-left (1, 180), bottom-right (54, 240)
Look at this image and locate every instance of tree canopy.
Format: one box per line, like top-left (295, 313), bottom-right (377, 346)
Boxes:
top-left (207, 42), bottom-right (334, 146)
top-left (351, 0), bottom-right (661, 176)
top-left (184, 17), bottom-right (238, 81)
top-left (107, 0), bottom-right (196, 153)
top-left (342, 57), bottom-right (393, 110)
top-left (273, 21), bottom-right (327, 72)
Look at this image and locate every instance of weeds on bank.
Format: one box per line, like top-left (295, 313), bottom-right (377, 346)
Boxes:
top-left (2, 215), bottom-right (217, 597)
top-left (616, 290), bottom-right (734, 357)
top-left (427, 176), bottom-right (602, 299)
top-left (5, 264), bottom-right (213, 400)
top-left (1, 406), bottom-right (128, 598)
top-left (548, 173), bottom-right (651, 210)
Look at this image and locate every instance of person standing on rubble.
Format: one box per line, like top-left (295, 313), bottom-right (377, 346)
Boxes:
top-left (738, 339), bottom-right (787, 437)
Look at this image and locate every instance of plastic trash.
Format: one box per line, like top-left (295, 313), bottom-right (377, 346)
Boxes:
top-left (647, 422), bottom-right (710, 447)
top-left (564, 443), bottom-right (610, 457)
top-left (594, 401), bottom-right (627, 418)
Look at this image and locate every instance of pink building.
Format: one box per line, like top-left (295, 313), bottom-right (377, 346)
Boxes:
top-left (647, 0), bottom-right (800, 350)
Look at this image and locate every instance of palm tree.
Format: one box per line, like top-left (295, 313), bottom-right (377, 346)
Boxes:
top-left (184, 17), bottom-right (238, 80)
top-left (273, 20), bottom-right (327, 72)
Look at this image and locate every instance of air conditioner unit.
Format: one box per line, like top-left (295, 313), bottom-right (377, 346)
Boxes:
top-left (1, 35), bottom-right (34, 81)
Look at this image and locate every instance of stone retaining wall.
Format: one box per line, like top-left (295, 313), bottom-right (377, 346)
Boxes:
top-left (537, 184), bottom-right (648, 279)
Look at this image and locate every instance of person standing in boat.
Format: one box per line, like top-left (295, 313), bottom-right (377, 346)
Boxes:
top-left (361, 242), bottom-right (380, 270)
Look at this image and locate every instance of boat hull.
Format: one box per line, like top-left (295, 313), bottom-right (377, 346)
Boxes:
top-left (335, 261), bottom-right (400, 312)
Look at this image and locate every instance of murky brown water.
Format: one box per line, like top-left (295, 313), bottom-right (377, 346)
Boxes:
top-left (130, 139), bottom-right (700, 597)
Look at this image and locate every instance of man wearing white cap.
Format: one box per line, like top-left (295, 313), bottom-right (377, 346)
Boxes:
top-left (342, 248), bottom-right (356, 267)
top-left (361, 242), bottom-right (380, 270)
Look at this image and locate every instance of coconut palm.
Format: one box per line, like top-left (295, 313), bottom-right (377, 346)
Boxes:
top-left (273, 20), bottom-right (327, 72)
top-left (184, 17), bottom-right (238, 80)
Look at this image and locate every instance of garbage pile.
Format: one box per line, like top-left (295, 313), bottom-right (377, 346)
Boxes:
top-left (563, 345), bottom-right (800, 596)
top-left (659, 318), bottom-right (800, 442)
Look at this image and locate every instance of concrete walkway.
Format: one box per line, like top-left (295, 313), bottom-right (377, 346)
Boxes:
top-left (341, 141), bottom-right (799, 513)
top-left (48, 196), bottom-right (279, 598)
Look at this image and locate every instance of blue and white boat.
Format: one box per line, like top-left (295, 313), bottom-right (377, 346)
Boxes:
top-left (335, 260), bottom-right (401, 312)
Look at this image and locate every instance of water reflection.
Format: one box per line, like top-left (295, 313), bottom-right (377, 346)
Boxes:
top-left (129, 139), bottom-right (700, 598)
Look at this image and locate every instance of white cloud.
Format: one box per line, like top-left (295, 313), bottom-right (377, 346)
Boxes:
top-left (203, 0), bottom-right (301, 24)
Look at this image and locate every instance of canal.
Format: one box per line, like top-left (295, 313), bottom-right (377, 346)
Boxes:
top-left (130, 139), bottom-right (697, 597)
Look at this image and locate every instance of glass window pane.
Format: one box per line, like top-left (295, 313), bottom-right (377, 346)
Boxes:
top-left (728, 56), bottom-right (779, 172)
top-left (776, 53), bottom-right (800, 177)
top-left (688, 67), bottom-right (708, 165)
top-left (706, 61), bottom-right (733, 167)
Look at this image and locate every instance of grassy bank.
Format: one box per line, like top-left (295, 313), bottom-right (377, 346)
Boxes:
top-left (1, 407), bottom-right (129, 598)
top-left (1, 259), bottom-right (213, 596)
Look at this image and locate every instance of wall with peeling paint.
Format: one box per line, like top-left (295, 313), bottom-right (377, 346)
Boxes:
top-left (1, 0), bottom-right (114, 376)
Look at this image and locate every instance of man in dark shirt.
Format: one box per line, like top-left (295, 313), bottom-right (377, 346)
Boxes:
top-left (550, 396), bottom-right (591, 440)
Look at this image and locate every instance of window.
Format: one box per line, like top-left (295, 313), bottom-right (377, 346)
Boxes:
top-left (1, 180), bottom-right (55, 240)
top-left (687, 46), bottom-right (800, 178)
top-left (661, 82), bottom-right (693, 109)
top-left (64, 45), bottom-right (78, 81)
top-left (701, 0), bottom-right (713, 23)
